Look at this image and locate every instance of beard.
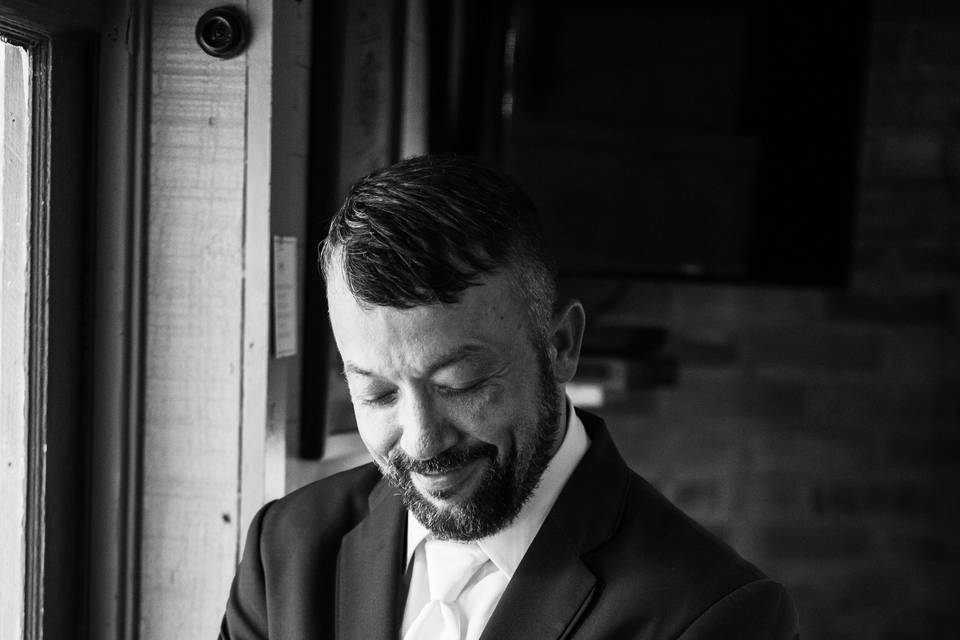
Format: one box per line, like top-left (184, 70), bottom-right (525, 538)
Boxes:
top-left (378, 354), bottom-right (563, 541)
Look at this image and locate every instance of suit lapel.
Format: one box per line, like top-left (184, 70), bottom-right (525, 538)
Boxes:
top-left (479, 516), bottom-right (597, 640)
top-left (481, 410), bottom-right (631, 640)
top-left (336, 479), bottom-right (407, 640)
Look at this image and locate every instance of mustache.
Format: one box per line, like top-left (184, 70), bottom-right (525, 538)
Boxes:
top-left (390, 442), bottom-right (497, 475)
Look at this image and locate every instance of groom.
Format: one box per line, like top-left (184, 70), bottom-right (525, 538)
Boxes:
top-left (220, 154), bottom-right (798, 639)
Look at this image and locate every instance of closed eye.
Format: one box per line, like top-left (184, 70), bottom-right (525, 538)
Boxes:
top-left (435, 378), bottom-right (486, 396)
top-left (358, 389), bottom-right (398, 407)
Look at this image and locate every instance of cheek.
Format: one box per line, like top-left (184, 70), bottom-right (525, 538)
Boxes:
top-left (458, 384), bottom-right (502, 423)
top-left (454, 385), bottom-right (531, 450)
top-left (445, 384), bottom-right (505, 434)
top-left (353, 407), bottom-right (397, 461)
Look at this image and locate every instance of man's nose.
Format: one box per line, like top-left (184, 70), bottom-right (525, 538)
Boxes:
top-left (397, 390), bottom-right (456, 461)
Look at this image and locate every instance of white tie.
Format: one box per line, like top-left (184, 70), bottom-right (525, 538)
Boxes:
top-left (403, 539), bottom-right (490, 640)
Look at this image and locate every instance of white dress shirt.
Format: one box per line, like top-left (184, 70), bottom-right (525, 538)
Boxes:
top-left (400, 401), bottom-right (590, 640)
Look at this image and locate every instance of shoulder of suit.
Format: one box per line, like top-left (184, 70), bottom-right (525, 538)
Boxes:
top-left (617, 469), bottom-right (767, 585)
top-left (258, 462), bottom-right (384, 546)
top-left (574, 409), bottom-right (765, 587)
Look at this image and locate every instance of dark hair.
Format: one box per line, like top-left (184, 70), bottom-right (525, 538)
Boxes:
top-left (320, 154), bottom-right (557, 333)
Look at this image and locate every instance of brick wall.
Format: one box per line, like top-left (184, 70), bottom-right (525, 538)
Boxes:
top-left (589, 4), bottom-right (960, 638)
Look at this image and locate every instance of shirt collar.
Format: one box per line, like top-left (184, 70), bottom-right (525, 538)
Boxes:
top-left (405, 399), bottom-right (590, 578)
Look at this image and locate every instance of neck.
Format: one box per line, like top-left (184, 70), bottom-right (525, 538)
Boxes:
top-left (546, 392), bottom-right (569, 460)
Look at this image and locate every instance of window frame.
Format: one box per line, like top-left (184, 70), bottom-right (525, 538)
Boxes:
top-left (1, 30), bottom-right (35, 640)
top-left (0, 3), bottom-right (126, 637)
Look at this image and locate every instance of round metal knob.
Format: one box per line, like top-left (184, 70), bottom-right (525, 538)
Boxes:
top-left (195, 7), bottom-right (248, 59)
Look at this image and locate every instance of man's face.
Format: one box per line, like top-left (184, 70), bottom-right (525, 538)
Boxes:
top-left (326, 267), bottom-right (565, 540)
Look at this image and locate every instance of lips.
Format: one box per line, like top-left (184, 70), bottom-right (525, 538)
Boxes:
top-left (388, 441), bottom-right (498, 502)
top-left (412, 456), bottom-right (489, 500)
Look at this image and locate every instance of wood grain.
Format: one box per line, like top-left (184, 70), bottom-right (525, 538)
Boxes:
top-left (140, 4), bottom-right (246, 637)
top-left (140, 0), bottom-right (313, 633)
top-left (0, 40), bottom-right (30, 640)
top-left (266, 0), bottom-right (310, 506)
top-left (337, 0), bottom-right (399, 195)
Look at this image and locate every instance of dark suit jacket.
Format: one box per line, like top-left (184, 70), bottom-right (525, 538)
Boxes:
top-left (221, 410), bottom-right (798, 639)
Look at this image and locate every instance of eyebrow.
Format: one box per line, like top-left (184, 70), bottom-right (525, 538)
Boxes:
top-left (341, 344), bottom-right (490, 379)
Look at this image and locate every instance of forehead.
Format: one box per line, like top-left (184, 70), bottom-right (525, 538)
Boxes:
top-left (326, 268), bottom-right (530, 376)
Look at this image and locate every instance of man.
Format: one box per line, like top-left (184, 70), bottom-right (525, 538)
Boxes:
top-left (220, 155), bottom-right (798, 639)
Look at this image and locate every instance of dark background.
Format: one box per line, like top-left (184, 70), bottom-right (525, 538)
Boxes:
top-left (302, 1), bottom-right (960, 637)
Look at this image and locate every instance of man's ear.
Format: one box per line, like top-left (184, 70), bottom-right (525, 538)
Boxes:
top-left (549, 300), bottom-right (586, 384)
